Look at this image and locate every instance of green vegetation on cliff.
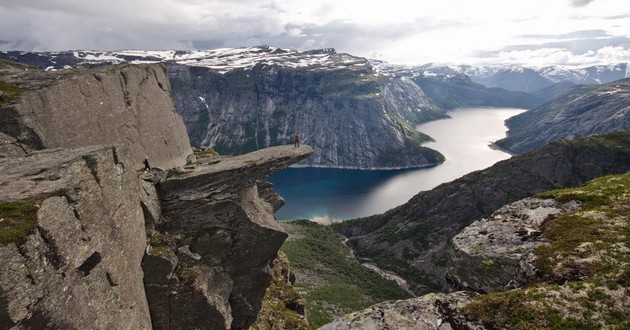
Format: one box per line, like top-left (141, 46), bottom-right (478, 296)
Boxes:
top-left (0, 201), bottom-right (38, 246)
top-left (0, 59), bottom-right (36, 107)
top-left (0, 81), bottom-right (23, 107)
top-left (464, 174), bottom-right (630, 329)
top-left (280, 220), bottom-right (411, 328)
top-left (252, 251), bottom-right (309, 330)
top-left (333, 132), bottom-right (630, 295)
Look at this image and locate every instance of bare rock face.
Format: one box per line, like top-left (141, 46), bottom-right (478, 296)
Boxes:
top-left (143, 145), bottom-right (313, 330)
top-left (0, 146), bottom-right (152, 329)
top-left (446, 197), bottom-right (582, 293)
top-left (1, 63), bottom-right (191, 169)
top-left (1, 61), bottom-right (311, 329)
top-left (320, 291), bottom-right (483, 330)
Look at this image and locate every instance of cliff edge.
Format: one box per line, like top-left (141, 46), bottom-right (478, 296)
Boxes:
top-left (0, 61), bottom-right (313, 329)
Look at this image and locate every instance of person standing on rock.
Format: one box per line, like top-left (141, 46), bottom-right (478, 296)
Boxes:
top-left (143, 157), bottom-right (151, 171)
top-left (294, 132), bottom-right (300, 148)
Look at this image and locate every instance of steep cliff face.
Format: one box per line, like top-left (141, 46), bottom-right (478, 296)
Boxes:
top-left (495, 79), bottom-right (630, 154)
top-left (1, 48), bottom-right (448, 169)
top-left (143, 145), bottom-right (313, 329)
top-left (0, 61), bottom-right (191, 169)
top-left (0, 146), bottom-right (153, 329)
top-left (1, 61), bottom-right (312, 329)
top-left (167, 56), bottom-right (445, 169)
top-left (334, 132), bottom-right (630, 294)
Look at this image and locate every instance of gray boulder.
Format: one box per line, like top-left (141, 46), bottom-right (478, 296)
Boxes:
top-left (447, 197), bottom-right (582, 293)
top-left (320, 291), bottom-right (483, 330)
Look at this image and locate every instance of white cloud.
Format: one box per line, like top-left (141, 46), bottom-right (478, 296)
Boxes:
top-left (0, 0), bottom-right (628, 66)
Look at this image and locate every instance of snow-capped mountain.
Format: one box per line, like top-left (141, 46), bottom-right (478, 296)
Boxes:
top-left (1, 46), bottom-right (370, 74)
top-left (418, 63), bottom-right (629, 93)
top-left (0, 46), bottom-right (452, 169)
top-left (0, 46), bottom-right (553, 167)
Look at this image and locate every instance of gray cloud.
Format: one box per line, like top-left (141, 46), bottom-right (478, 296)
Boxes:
top-left (519, 30), bottom-right (609, 40)
top-left (569, 0), bottom-right (596, 7)
top-left (0, 0), bottom-right (627, 66)
top-left (505, 30), bottom-right (630, 55)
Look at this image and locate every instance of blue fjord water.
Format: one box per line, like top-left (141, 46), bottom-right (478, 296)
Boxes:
top-left (269, 107), bottom-right (526, 221)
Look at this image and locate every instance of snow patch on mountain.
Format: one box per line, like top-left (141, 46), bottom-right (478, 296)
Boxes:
top-left (61, 46), bottom-right (371, 74)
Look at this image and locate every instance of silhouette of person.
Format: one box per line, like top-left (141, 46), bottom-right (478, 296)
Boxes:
top-left (294, 132), bottom-right (300, 147)
top-left (143, 157), bottom-right (151, 171)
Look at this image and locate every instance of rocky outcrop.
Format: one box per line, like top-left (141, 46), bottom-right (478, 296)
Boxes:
top-left (251, 251), bottom-right (308, 330)
top-left (320, 291), bottom-right (483, 330)
top-left (143, 145), bottom-right (313, 329)
top-left (0, 146), bottom-right (153, 329)
top-left (1, 61), bottom-right (313, 329)
top-left (495, 79), bottom-right (630, 154)
top-left (334, 132), bottom-right (630, 294)
top-left (0, 61), bottom-right (191, 169)
top-left (446, 197), bottom-right (582, 293)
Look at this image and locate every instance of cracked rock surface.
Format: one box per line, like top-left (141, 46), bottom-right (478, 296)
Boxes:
top-left (144, 145), bottom-right (313, 330)
top-left (0, 146), bottom-right (152, 329)
top-left (446, 197), bottom-right (582, 293)
top-left (320, 291), bottom-right (483, 330)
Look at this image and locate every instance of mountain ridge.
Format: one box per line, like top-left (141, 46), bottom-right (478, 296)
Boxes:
top-left (333, 132), bottom-right (630, 294)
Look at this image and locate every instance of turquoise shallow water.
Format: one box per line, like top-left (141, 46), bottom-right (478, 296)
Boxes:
top-left (269, 107), bottom-right (526, 221)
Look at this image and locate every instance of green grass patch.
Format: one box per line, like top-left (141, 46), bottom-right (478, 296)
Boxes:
top-left (280, 220), bottom-right (410, 328)
top-left (465, 289), bottom-right (598, 330)
top-left (195, 147), bottom-right (219, 157)
top-left (0, 201), bottom-right (39, 246)
top-left (465, 174), bottom-right (630, 329)
top-left (0, 81), bottom-right (23, 107)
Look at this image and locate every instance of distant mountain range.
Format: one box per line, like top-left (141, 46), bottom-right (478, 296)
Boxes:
top-left (495, 78), bottom-right (630, 154)
top-left (1, 46), bottom-right (554, 168)
top-left (2, 47), bottom-right (627, 167)
top-left (419, 63), bottom-right (629, 93)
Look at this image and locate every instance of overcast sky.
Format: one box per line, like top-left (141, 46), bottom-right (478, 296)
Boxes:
top-left (0, 0), bottom-right (629, 66)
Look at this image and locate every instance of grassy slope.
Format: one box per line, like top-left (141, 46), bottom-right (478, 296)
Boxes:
top-left (279, 220), bottom-right (411, 329)
top-left (333, 132), bottom-right (630, 294)
top-left (465, 174), bottom-right (630, 329)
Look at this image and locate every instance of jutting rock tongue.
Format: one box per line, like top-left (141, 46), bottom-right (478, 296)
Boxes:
top-left (144, 145), bottom-right (313, 329)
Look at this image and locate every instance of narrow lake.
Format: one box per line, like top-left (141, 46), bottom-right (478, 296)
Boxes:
top-left (269, 107), bottom-right (527, 221)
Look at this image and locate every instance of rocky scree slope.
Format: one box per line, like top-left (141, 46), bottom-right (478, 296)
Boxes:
top-left (0, 61), bottom-right (313, 329)
top-left (0, 47), bottom-right (448, 169)
top-left (495, 79), bottom-right (630, 154)
top-left (333, 132), bottom-right (630, 295)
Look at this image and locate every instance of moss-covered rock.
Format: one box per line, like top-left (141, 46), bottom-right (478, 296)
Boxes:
top-left (252, 251), bottom-right (309, 330)
top-left (463, 174), bottom-right (630, 329)
top-left (0, 200), bottom-right (38, 246)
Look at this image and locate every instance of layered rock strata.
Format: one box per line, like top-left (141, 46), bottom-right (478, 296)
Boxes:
top-left (143, 145), bottom-right (313, 329)
top-left (1, 61), bottom-right (312, 329)
top-left (0, 146), bottom-right (153, 329)
top-left (0, 62), bottom-right (191, 169)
